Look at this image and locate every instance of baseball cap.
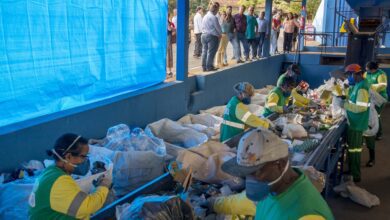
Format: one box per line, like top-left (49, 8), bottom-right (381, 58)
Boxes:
top-left (234, 82), bottom-right (255, 97)
top-left (222, 128), bottom-right (289, 177)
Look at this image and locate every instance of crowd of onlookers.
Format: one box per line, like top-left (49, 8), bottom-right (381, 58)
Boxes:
top-left (166, 3), bottom-right (303, 77)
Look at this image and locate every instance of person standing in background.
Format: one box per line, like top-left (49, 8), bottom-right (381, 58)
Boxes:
top-left (166, 12), bottom-right (175, 78)
top-left (172, 8), bottom-right (177, 30)
top-left (283, 12), bottom-right (300, 53)
top-left (224, 6), bottom-right (236, 63)
top-left (271, 13), bottom-right (281, 55)
top-left (245, 6), bottom-right (258, 61)
top-left (292, 14), bottom-right (300, 52)
top-left (216, 11), bottom-right (230, 68)
top-left (193, 6), bottom-right (203, 58)
top-left (201, 2), bottom-right (222, 72)
top-left (256, 11), bottom-right (268, 58)
top-left (233, 5), bottom-right (247, 64)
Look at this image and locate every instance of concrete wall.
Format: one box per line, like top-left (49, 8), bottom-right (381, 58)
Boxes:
top-left (0, 55), bottom-right (284, 172)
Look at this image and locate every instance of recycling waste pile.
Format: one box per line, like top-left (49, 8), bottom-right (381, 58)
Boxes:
top-left (0, 81), bottom-right (361, 220)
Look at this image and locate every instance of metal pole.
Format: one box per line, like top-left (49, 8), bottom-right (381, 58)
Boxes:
top-left (176, 0), bottom-right (189, 81)
top-left (263, 0), bottom-right (272, 57)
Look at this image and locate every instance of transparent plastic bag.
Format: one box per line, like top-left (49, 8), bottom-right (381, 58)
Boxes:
top-left (116, 195), bottom-right (194, 220)
top-left (145, 119), bottom-right (208, 148)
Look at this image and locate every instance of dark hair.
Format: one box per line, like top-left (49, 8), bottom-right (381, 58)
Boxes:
top-left (196, 6), bottom-right (202, 12)
top-left (47, 133), bottom-right (88, 161)
top-left (227, 6), bottom-right (232, 9)
top-left (366, 61), bottom-right (379, 70)
top-left (289, 64), bottom-right (301, 75)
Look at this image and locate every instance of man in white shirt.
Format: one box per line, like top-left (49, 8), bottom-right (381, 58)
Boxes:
top-left (201, 2), bottom-right (222, 71)
top-left (172, 8), bottom-right (177, 29)
top-left (193, 6), bottom-right (203, 58)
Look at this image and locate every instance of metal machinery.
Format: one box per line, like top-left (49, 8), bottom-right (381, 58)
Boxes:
top-left (344, 0), bottom-right (390, 66)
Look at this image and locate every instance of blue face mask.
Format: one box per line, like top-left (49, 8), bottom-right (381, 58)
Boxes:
top-left (242, 97), bottom-right (251, 105)
top-left (73, 158), bottom-right (90, 176)
top-left (245, 160), bottom-right (290, 202)
top-left (347, 75), bottom-right (355, 86)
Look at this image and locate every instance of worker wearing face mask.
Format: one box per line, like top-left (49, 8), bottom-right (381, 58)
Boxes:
top-left (29, 133), bottom-right (111, 220)
top-left (262, 76), bottom-right (295, 117)
top-left (220, 82), bottom-right (270, 142)
top-left (221, 128), bottom-right (334, 220)
top-left (343, 64), bottom-right (370, 182)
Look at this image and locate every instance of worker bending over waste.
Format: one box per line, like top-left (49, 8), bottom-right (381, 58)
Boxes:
top-left (29, 134), bottom-right (111, 220)
top-left (220, 82), bottom-right (270, 142)
top-left (221, 128), bottom-right (334, 220)
top-left (343, 64), bottom-right (370, 182)
top-left (262, 76), bottom-right (295, 117)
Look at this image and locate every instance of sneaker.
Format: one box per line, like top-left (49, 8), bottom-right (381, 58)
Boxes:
top-left (222, 63), bottom-right (228, 66)
top-left (376, 135), bottom-right (382, 141)
top-left (237, 59), bottom-right (244, 64)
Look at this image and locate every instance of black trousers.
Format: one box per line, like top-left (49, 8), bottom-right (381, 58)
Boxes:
top-left (283, 32), bottom-right (294, 52)
top-left (194, 33), bottom-right (202, 56)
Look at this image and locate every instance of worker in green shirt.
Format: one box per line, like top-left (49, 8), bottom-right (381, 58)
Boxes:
top-left (262, 76), bottom-right (295, 117)
top-left (29, 134), bottom-right (112, 220)
top-left (277, 63), bottom-right (301, 87)
top-left (343, 64), bottom-right (370, 182)
top-left (363, 61), bottom-right (388, 167)
top-left (220, 82), bottom-right (270, 142)
top-left (364, 61), bottom-right (388, 140)
top-left (221, 128), bottom-right (334, 220)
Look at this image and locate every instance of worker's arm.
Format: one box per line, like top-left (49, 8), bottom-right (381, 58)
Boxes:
top-left (265, 92), bottom-right (284, 113)
top-left (371, 73), bottom-right (388, 92)
top-left (332, 84), bottom-right (344, 96)
top-left (292, 88), bottom-right (310, 106)
top-left (236, 103), bottom-right (269, 129)
top-left (50, 175), bottom-right (109, 219)
top-left (344, 89), bottom-right (370, 113)
top-left (213, 191), bottom-right (256, 216)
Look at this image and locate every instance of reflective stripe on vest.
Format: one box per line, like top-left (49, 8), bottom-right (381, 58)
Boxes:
top-left (348, 148), bottom-right (362, 153)
top-left (348, 100), bottom-right (370, 107)
top-left (241, 112), bottom-right (252, 122)
top-left (222, 120), bottom-right (245, 129)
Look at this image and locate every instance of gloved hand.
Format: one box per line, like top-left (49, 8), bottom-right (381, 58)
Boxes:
top-left (93, 175), bottom-right (112, 189)
top-left (200, 197), bottom-right (218, 213)
top-left (283, 106), bottom-right (289, 113)
top-left (265, 118), bottom-right (275, 130)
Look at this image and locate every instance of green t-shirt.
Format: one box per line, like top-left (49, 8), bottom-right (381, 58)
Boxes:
top-left (245, 15), bottom-right (258, 39)
top-left (255, 169), bottom-right (334, 220)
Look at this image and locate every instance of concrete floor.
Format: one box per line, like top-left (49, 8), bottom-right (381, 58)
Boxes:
top-left (327, 105), bottom-right (390, 219)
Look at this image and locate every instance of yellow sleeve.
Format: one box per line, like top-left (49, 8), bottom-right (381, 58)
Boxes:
top-left (299, 215), bottom-right (326, 220)
top-left (213, 191), bottom-right (256, 216)
top-left (292, 88), bottom-right (310, 107)
top-left (371, 73), bottom-right (387, 92)
top-left (235, 103), bottom-right (269, 129)
top-left (50, 175), bottom-right (109, 219)
top-left (344, 88), bottom-right (370, 113)
top-left (265, 92), bottom-right (283, 113)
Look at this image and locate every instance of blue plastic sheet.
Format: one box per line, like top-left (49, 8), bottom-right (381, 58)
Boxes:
top-left (0, 0), bottom-right (167, 127)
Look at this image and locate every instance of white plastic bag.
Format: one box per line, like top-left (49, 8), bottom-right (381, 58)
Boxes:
top-left (251, 93), bottom-right (267, 106)
top-left (370, 89), bottom-right (387, 107)
top-left (146, 119), bottom-right (208, 148)
top-left (363, 105), bottom-right (379, 137)
top-left (176, 141), bottom-right (243, 187)
top-left (282, 124), bottom-right (308, 139)
top-left (111, 150), bottom-right (164, 196)
top-left (347, 185), bottom-right (380, 208)
top-left (200, 105), bottom-right (226, 117)
top-left (331, 96), bottom-right (345, 119)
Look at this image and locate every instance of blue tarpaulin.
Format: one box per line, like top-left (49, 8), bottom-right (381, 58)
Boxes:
top-left (0, 0), bottom-right (167, 127)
